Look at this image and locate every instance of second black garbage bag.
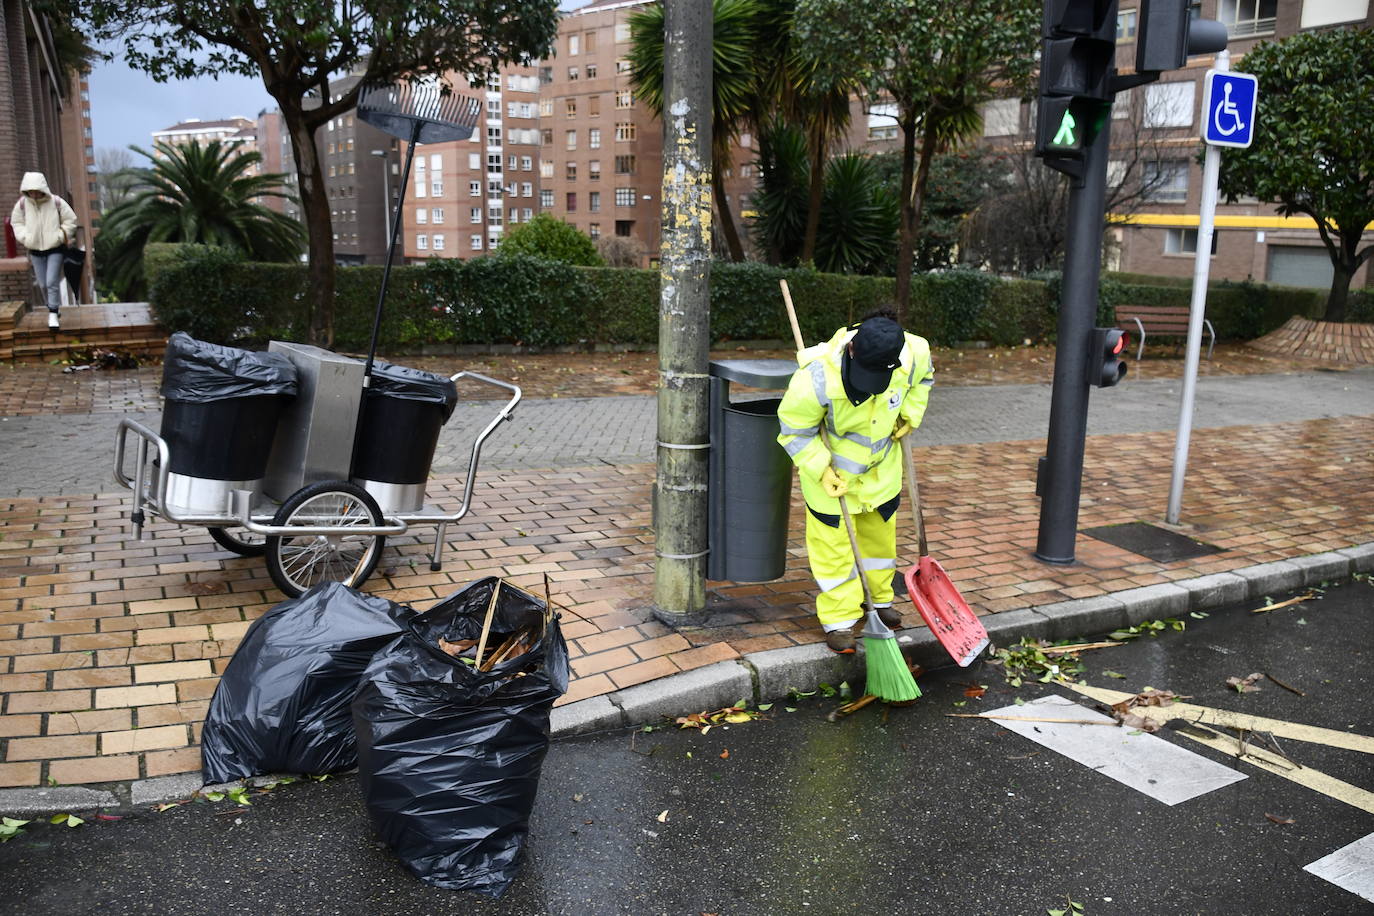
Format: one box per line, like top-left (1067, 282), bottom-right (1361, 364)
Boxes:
top-left (352, 576), bottom-right (569, 898)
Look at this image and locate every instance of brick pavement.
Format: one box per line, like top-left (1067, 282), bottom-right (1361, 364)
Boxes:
top-left (2, 413), bottom-right (1372, 788)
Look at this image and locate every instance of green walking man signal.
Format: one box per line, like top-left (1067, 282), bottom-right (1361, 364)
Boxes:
top-left (1053, 110), bottom-right (1077, 147)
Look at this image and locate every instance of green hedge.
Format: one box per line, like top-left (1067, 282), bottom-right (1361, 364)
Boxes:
top-left (147, 243), bottom-right (1363, 353)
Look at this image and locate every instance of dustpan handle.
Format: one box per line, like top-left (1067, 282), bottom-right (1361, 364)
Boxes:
top-left (902, 439), bottom-right (928, 558)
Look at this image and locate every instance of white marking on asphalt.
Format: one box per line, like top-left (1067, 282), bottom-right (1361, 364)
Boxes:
top-left (984, 695), bottom-right (1246, 805)
top-left (1305, 832), bottom-right (1374, 903)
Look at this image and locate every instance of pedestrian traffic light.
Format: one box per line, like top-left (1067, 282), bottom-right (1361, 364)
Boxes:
top-left (1035, 0), bottom-right (1119, 176)
top-left (1088, 327), bottom-right (1128, 387)
top-left (1137, 0), bottom-right (1230, 73)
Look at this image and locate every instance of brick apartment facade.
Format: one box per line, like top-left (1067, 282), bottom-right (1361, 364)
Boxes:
top-left (1, 2), bottom-right (97, 303)
top-left (980, 0), bottom-right (1373, 289)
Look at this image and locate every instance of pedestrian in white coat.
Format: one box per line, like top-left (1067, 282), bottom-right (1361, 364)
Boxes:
top-left (10, 172), bottom-right (78, 329)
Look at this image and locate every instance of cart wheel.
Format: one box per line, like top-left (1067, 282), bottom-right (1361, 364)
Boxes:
top-left (265, 481), bottom-right (386, 598)
top-left (208, 527), bottom-right (268, 558)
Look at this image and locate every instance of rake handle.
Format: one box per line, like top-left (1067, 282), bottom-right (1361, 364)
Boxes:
top-left (780, 280), bottom-right (876, 615)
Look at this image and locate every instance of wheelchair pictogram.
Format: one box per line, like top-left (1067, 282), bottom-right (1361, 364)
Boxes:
top-left (1212, 82), bottom-right (1245, 137)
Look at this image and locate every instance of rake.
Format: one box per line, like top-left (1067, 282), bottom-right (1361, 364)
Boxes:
top-left (356, 80), bottom-right (482, 380)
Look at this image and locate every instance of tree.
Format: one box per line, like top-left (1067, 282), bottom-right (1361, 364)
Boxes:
top-left (498, 213), bottom-right (603, 266)
top-left (97, 140), bottom-right (304, 300)
top-left (94, 147), bottom-right (137, 212)
top-left (794, 0), bottom-right (1039, 318)
top-left (628, 0), bottom-right (758, 262)
top-left (870, 147), bottom-right (1003, 271)
top-left (51, 0), bottom-right (559, 345)
top-left (596, 234), bottom-right (646, 268)
top-left (1217, 28), bottom-right (1374, 322)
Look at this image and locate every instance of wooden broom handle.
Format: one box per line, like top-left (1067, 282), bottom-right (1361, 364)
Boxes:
top-left (902, 438), bottom-right (928, 558)
top-left (780, 280), bottom-right (876, 614)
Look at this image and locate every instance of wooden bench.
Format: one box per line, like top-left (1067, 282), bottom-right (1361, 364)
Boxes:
top-left (1115, 304), bottom-right (1215, 361)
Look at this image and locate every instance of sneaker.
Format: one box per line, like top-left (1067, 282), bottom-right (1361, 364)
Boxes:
top-left (47, 312), bottom-right (59, 329)
top-left (825, 630), bottom-right (856, 654)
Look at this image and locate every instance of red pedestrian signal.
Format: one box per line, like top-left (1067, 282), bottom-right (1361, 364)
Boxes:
top-left (1088, 327), bottom-right (1128, 387)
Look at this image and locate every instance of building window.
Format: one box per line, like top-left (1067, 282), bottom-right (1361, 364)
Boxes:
top-left (566, 130), bottom-right (578, 150)
top-left (489, 234), bottom-right (500, 249)
top-left (1301, 0), bottom-right (1368, 27)
top-left (568, 66), bottom-right (580, 81)
top-left (417, 234), bottom-right (428, 250)
top-left (615, 22), bottom-right (631, 42)
top-left (521, 156), bottom-right (533, 171)
top-left (523, 208), bottom-right (533, 221)
top-left (489, 205), bottom-right (503, 225)
top-left (584, 29), bottom-right (598, 53)
top-left (509, 207), bottom-right (520, 224)
top-left (615, 155), bottom-right (636, 174)
top-left (540, 160), bottom-right (554, 178)
top-left (615, 219), bottom-right (634, 237)
top-left (485, 154), bottom-right (500, 174)
top-left (521, 182), bottom-right (533, 197)
top-left (347, 162), bottom-right (355, 175)
top-left (417, 207), bottom-right (428, 225)
top-left (615, 59), bottom-right (632, 74)
top-left (1144, 81), bottom-right (1195, 129)
top-left (586, 63), bottom-right (598, 80)
top-left (741, 164), bottom-right (753, 178)
top-left (430, 179), bottom-right (442, 196)
top-left (540, 66), bottom-right (553, 86)
top-left (346, 138), bottom-right (354, 151)
top-left (566, 192), bottom-right (577, 212)
top-left (539, 99), bottom-right (554, 117)
top-left (471, 234), bottom-right (483, 250)
top-left (487, 126), bottom-right (502, 145)
top-left (541, 129), bottom-right (553, 146)
top-left (470, 207), bottom-right (482, 224)
top-left (589, 128), bottom-right (602, 149)
top-left (1164, 228), bottom-right (1218, 255)
top-left (469, 180), bottom-right (481, 197)
top-left (540, 189), bottom-right (554, 208)
top-left (1220, 0), bottom-right (1277, 36)
top-left (432, 208), bottom-right (444, 224)
top-left (566, 163), bottom-right (578, 181)
top-left (1143, 160), bottom-right (1189, 202)
top-left (568, 34), bottom-right (580, 55)
top-left (469, 153), bottom-right (481, 170)
top-left (589, 160), bottom-right (601, 181)
top-left (615, 90), bottom-right (633, 109)
top-left (1117, 8), bottom-right (1138, 41)
top-left (615, 122), bottom-right (636, 142)
top-left (433, 234), bottom-right (446, 251)
top-left (1106, 160), bottom-right (1128, 187)
top-left (487, 98), bottom-right (501, 116)
top-left (615, 187), bottom-right (637, 207)
top-left (589, 191), bottom-right (601, 212)
top-left (509, 155), bottom-right (519, 170)
top-left (982, 99), bottom-right (1019, 137)
top-left (566, 99), bottom-right (578, 118)
top-left (488, 179), bottom-right (504, 197)
top-left (589, 222), bottom-right (601, 239)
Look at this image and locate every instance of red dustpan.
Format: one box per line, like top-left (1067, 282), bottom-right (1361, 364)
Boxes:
top-left (901, 441), bottom-right (989, 667)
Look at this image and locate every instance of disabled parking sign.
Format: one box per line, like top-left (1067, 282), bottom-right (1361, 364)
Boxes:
top-left (1202, 70), bottom-right (1258, 148)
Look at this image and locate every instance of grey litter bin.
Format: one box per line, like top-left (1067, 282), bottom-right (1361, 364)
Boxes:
top-left (707, 359), bottom-right (798, 583)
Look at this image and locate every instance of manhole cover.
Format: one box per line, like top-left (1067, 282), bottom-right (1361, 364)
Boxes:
top-left (1082, 521), bottom-right (1222, 562)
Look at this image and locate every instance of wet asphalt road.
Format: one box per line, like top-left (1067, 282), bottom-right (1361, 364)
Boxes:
top-left (2, 579), bottom-right (1372, 916)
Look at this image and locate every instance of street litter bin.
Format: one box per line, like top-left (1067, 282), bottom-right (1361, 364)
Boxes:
top-left (707, 359), bottom-right (797, 583)
top-left (158, 332), bottom-right (297, 516)
top-left (351, 362), bottom-right (459, 514)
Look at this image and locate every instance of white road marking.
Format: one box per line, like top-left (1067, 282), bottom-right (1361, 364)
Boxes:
top-left (983, 695), bottom-right (1246, 805)
top-left (1305, 832), bottom-right (1374, 903)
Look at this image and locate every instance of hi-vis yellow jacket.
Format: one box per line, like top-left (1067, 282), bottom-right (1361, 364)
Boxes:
top-left (776, 326), bottom-right (934, 515)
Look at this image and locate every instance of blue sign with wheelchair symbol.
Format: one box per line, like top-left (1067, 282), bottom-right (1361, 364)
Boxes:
top-left (1202, 70), bottom-right (1258, 148)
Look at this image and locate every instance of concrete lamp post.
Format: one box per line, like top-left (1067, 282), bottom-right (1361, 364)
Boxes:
top-left (369, 150), bottom-right (392, 250)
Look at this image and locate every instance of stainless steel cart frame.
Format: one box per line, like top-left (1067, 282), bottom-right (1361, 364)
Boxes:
top-left (114, 370), bottom-right (520, 597)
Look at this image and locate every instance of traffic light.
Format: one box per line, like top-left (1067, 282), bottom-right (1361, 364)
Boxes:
top-left (1035, 0), bottom-right (1118, 176)
top-left (1087, 327), bottom-right (1128, 387)
top-left (1137, 0), bottom-right (1229, 73)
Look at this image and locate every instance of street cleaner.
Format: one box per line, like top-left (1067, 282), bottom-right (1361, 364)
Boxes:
top-left (777, 309), bottom-right (934, 654)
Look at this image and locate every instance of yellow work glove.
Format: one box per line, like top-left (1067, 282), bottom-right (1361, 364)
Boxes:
top-left (821, 467), bottom-right (849, 498)
top-left (893, 419), bottom-right (913, 441)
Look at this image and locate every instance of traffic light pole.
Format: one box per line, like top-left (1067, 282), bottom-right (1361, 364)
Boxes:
top-left (1034, 114), bottom-right (1113, 565)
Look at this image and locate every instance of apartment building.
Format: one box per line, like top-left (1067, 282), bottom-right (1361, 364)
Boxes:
top-left (152, 116), bottom-right (257, 152)
top-left (979, 0), bottom-right (1373, 288)
top-left (398, 62), bottom-right (544, 262)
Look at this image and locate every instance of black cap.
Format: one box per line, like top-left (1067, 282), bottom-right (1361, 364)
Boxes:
top-left (846, 317), bottom-right (904, 394)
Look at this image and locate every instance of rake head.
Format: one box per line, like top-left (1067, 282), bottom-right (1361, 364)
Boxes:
top-left (357, 79), bottom-right (482, 144)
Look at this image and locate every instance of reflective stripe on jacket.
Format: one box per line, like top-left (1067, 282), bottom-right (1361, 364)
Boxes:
top-left (776, 325), bottom-right (934, 515)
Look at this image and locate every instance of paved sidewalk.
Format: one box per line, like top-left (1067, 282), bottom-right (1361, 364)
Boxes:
top-left (1, 398), bottom-right (1372, 788)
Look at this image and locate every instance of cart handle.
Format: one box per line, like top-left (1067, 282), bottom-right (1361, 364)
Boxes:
top-left (443, 371), bottom-right (522, 524)
top-left (114, 417), bottom-right (170, 495)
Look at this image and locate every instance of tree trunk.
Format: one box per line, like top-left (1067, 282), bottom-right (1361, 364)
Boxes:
top-left (1324, 259), bottom-right (1351, 323)
top-left (712, 169), bottom-right (745, 262)
top-left (893, 109), bottom-right (920, 323)
top-left (800, 128), bottom-right (825, 263)
top-left (911, 116), bottom-right (940, 253)
top-left (281, 107), bottom-right (335, 346)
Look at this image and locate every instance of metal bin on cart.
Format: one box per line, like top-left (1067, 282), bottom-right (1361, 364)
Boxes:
top-left (351, 362), bottom-right (460, 515)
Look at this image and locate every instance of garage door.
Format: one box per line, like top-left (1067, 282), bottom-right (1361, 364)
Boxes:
top-left (1266, 246), bottom-right (1334, 288)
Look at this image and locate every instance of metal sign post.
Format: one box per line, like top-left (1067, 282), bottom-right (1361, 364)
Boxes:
top-left (1165, 50), bottom-right (1257, 525)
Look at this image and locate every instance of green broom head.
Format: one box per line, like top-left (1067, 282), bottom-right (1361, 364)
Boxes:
top-left (861, 610), bottom-right (921, 702)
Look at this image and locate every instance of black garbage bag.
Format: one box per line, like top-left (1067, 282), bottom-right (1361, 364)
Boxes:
top-left (161, 331), bottom-right (297, 402)
top-left (352, 577), bottom-right (569, 897)
top-left (201, 582), bottom-right (414, 785)
top-left (365, 361), bottom-right (459, 421)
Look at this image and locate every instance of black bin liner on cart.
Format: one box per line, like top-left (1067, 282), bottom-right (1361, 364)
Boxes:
top-left (352, 362), bottom-right (459, 485)
top-left (159, 332), bottom-right (298, 480)
top-left (200, 582), bottom-right (414, 784)
top-left (352, 577), bottom-right (569, 897)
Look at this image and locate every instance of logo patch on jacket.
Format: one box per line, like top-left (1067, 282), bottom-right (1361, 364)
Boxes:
top-left (887, 391), bottom-right (901, 411)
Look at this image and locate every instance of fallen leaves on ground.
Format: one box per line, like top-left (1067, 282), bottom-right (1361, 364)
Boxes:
top-left (964, 685), bottom-right (988, 698)
top-left (1251, 592), bottom-right (1317, 614)
top-left (1108, 689), bottom-right (1182, 733)
top-left (1226, 672), bottom-right (1264, 693)
top-left (1265, 813), bottom-right (1295, 825)
top-left (671, 702), bottom-right (763, 731)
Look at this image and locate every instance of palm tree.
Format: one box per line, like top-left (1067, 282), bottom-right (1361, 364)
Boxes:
top-left (628, 0), bottom-right (759, 262)
top-left (99, 140), bottom-right (304, 300)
